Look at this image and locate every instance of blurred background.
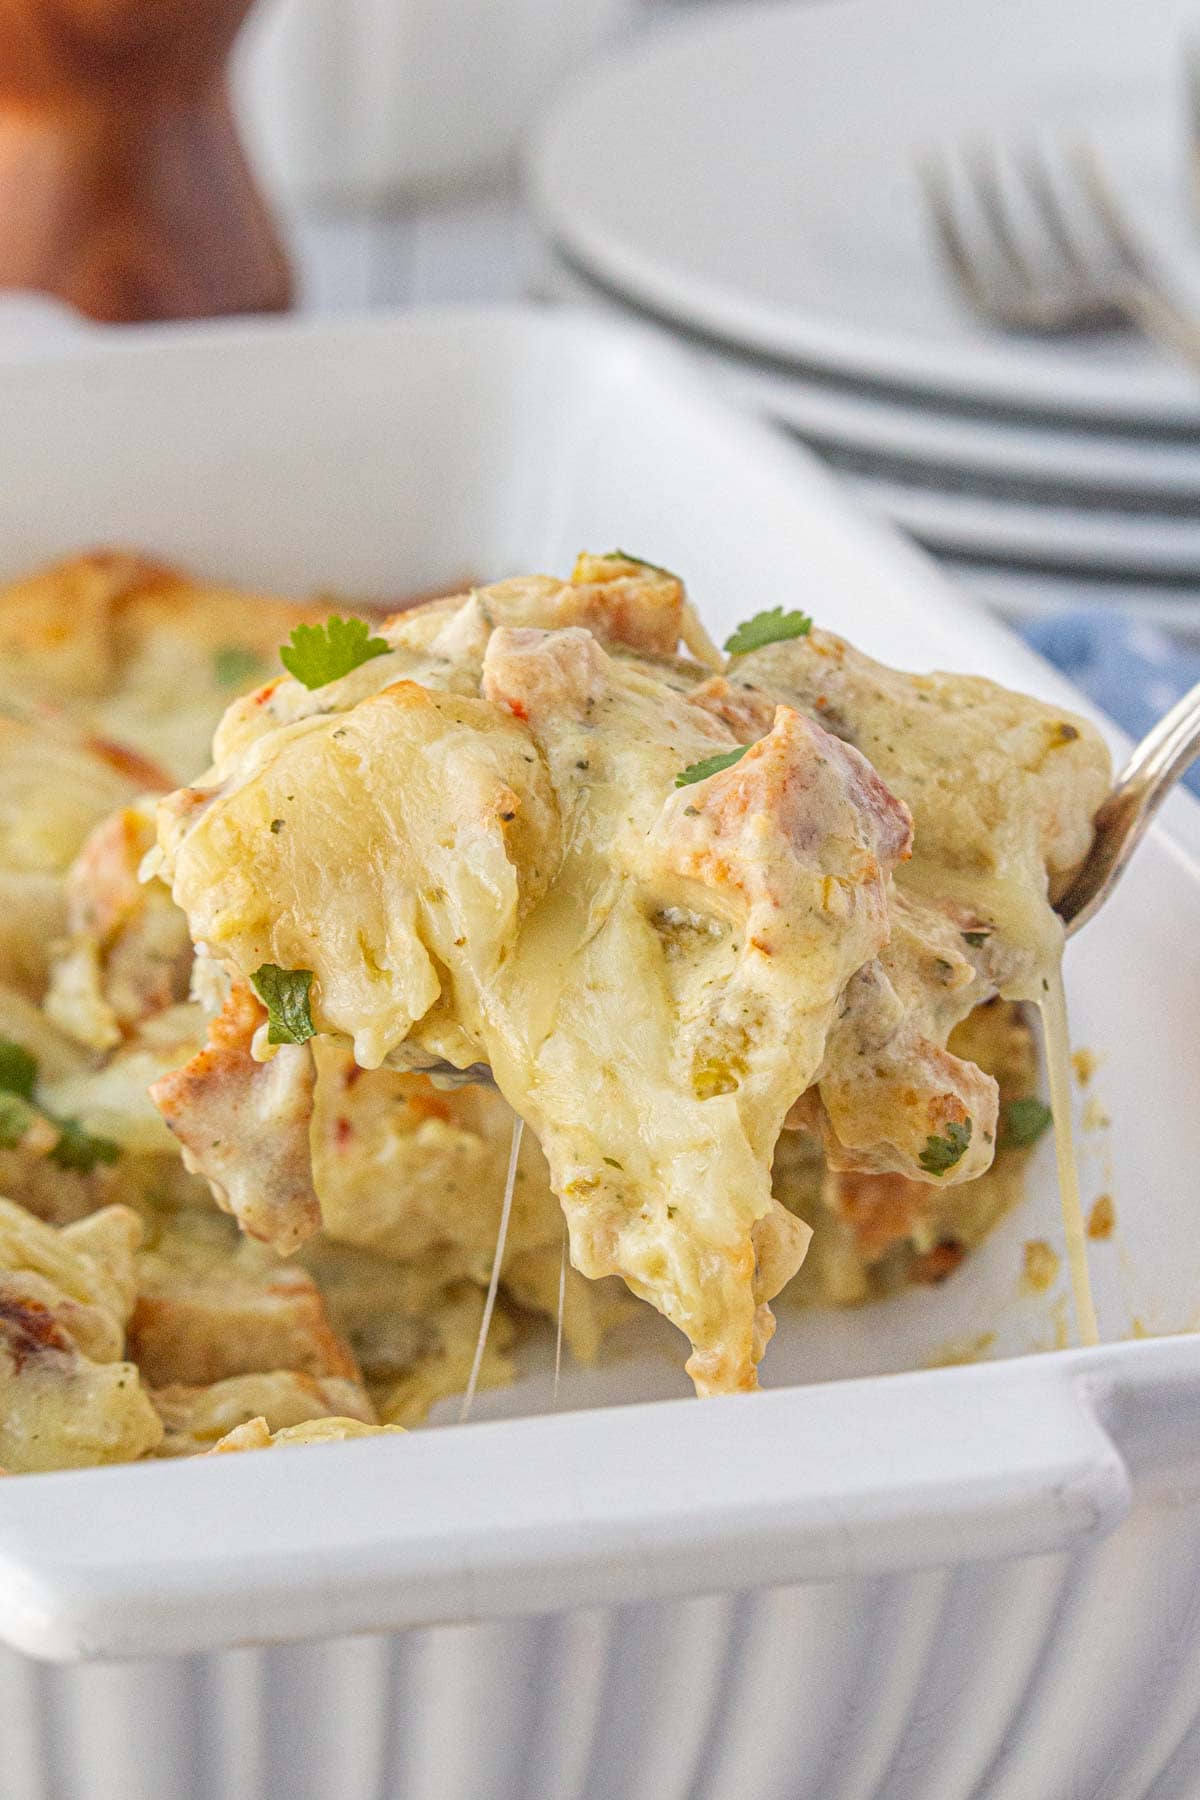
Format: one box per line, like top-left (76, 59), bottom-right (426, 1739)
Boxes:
top-left (4, 0), bottom-right (1200, 749)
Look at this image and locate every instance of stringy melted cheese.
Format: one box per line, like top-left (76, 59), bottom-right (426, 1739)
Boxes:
top-left (154, 565), bottom-right (1112, 1388)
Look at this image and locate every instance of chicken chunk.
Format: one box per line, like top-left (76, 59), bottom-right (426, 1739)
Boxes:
top-left (149, 983), bottom-right (320, 1254)
top-left (808, 1000), bottom-right (1043, 1297)
top-left (798, 889), bottom-right (999, 1184)
top-left (129, 1210), bottom-right (358, 1388)
top-left (722, 628), bottom-right (1110, 967)
top-left (46, 800), bottom-right (193, 1051)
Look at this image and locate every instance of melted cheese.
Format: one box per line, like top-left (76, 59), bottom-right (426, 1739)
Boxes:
top-left (156, 570), bottom-right (914, 1392)
top-left (153, 565), bottom-right (1113, 1393)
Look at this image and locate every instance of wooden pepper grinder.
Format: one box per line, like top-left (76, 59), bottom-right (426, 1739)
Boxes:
top-left (0, 0), bottom-right (292, 322)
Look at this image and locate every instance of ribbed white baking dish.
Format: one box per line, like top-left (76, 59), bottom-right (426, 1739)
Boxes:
top-left (1, 307), bottom-right (1199, 1800)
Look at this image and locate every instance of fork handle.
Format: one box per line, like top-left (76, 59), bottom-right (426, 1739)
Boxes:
top-left (1060, 676), bottom-right (1200, 935)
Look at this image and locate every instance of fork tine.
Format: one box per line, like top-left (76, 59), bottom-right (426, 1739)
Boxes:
top-left (915, 147), bottom-right (993, 311)
top-left (966, 138), bottom-right (1038, 294)
top-left (1017, 143), bottom-right (1091, 279)
top-left (1063, 136), bottom-right (1155, 284)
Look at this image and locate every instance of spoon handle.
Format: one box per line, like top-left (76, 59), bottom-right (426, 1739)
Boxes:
top-left (1059, 676), bottom-right (1200, 936)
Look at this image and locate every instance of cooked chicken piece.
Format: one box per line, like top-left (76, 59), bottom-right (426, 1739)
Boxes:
top-left (129, 1210), bottom-right (358, 1388)
top-left (200, 554), bottom-right (701, 774)
top-left (783, 1001), bottom-right (1042, 1303)
top-left (0, 1199), bottom-right (161, 1470)
top-left (796, 889), bottom-right (999, 1184)
top-left (151, 1369), bottom-right (376, 1456)
top-left (209, 1415), bottom-right (405, 1454)
top-left (46, 801), bottom-right (193, 1050)
top-left (721, 627), bottom-right (1110, 966)
top-left (149, 983), bottom-right (320, 1254)
top-left (157, 578), bottom-right (911, 1393)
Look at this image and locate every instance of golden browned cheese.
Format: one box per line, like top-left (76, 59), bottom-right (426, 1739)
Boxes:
top-left (0, 552), bottom-right (363, 1001)
top-left (209, 1416), bottom-right (406, 1455)
top-left (152, 1370), bottom-right (377, 1456)
top-left (0, 1199), bottom-right (162, 1470)
top-left (0, 551), bottom-right (352, 782)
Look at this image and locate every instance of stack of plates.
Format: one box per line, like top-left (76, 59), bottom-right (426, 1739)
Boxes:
top-left (526, 0), bottom-right (1200, 623)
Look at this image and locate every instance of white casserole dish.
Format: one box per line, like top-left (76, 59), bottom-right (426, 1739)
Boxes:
top-left (1, 306), bottom-right (1199, 1800)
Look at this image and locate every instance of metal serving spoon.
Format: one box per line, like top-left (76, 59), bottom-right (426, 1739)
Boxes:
top-left (411, 681), bottom-right (1200, 1087)
top-left (1056, 677), bottom-right (1200, 936)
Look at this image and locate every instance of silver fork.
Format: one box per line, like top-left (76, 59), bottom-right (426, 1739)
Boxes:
top-left (917, 135), bottom-right (1200, 371)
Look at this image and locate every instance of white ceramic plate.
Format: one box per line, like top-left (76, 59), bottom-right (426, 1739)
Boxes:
top-left (529, 0), bottom-right (1200, 421)
top-left (0, 308), bottom-right (1198, 1667)
top-left (535, 255), bottom-right (1200, 578)
top-left (535, 248), bottom-right (1200, 502)
top-left (845, 467), bottom-right (1200, 576)
top-left (947, 555), bottom-right (1200, 628)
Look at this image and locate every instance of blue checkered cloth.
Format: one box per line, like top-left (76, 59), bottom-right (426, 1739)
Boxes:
top-left (1018, 609), bottom-right (1200, 796)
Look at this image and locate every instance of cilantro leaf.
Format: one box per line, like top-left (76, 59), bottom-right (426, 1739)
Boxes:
top-left (1001, 1097), bottom-right (1054, 1150)
top-left (50, 1118), bottom-right (120, 1174)
top-left (724, 606), bottom-right (813, 656)
top-left (279, 616), bottom-right (389, 690)
top-left (252, 964), bottom-right (316, 1045)
top-left (0, 1092), bottom-right (35, 1148)
top-left (213, 644), bottom-right (265, 689)
top-left (918, 1118), bottom-right (972, 1176)
top-left (675, 744), bottom-right (750, 788)
top-left (0, 1040), bottom-right (37, 1099)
